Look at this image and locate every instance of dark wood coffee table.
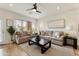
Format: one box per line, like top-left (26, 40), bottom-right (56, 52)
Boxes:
top-left (28, 37), bottom-right (51, 54)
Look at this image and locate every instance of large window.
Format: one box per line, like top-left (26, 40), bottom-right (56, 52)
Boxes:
top-left (14, 20), bottom-right (27, 31)
top-left (22, 21), bottom-right (27, 31)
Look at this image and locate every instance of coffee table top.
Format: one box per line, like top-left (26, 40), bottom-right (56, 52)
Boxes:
top-left (30, 36), bottom-right (51, 45)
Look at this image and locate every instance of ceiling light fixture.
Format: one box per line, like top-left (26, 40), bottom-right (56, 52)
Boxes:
top-left (32, 9), bottom-right (36, 12)
top-left (9, 4), bottom-right (14, 7)
top-left (57, 6), bottom-right (60, 10)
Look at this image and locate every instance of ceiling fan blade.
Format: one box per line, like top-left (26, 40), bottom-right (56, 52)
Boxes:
top-left (26, 8), bottom-right (34, 11)
top-left (36, 10), bottom-right (41, 13)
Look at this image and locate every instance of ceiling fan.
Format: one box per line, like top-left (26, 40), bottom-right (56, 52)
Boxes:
top-left (26, 3), bottom-right (41, 13)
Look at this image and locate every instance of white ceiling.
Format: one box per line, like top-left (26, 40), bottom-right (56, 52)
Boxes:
top-left (0, 3), bottom-right (79, 19)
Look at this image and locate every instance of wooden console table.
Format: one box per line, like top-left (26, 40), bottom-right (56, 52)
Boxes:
top-left (63, 36), bottom-right (77, 49)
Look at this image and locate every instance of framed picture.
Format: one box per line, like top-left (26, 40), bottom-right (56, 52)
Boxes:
top-left (48, 19), bottom-right (65, 28)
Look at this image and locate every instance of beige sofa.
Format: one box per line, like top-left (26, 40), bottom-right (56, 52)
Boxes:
top-left (40, 31), bottom-right (65, 45)
top-left (14, 31), bottom-right (30, 44)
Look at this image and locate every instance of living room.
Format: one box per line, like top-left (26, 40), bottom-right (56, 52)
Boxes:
top-left (0, 2), bottom-right (79, 56)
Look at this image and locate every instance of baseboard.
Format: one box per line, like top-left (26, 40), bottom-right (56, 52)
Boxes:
top-left (0, 41), bottom-right (13, 46)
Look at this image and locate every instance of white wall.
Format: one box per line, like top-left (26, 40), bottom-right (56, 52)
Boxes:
top-left (0, 8), bottom-right (35, 44)
top-left (38, 8), bottom-right (79, 45)
top-left (1, 7), bottom-right (79, 45)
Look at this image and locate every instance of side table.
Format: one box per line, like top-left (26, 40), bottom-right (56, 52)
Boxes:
top-left (63, 36), bottom-right (77, 49)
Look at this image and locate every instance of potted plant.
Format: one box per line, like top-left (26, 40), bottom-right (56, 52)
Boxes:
top-left (7, 26), bottom-right (15, 41)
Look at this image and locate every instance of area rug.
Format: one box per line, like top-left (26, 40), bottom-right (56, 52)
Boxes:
top-left (19, 42), bottom-right (75, 56)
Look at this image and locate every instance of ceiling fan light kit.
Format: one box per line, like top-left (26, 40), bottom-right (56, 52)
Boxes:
top-left (32, 9), bottom-right (36, 11)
